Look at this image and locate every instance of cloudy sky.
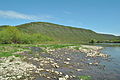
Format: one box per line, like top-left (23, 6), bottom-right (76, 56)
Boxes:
top-left (0, 0), bottom-right (120, 35)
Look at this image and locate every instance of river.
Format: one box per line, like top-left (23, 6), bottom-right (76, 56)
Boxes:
top-left (31, 45), bottom-right (120, 80)
top-left (100, 47), bottom-right (120, 80)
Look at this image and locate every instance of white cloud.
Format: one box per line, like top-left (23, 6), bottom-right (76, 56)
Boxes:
top-left (0, 10), bottom-right (53, 20)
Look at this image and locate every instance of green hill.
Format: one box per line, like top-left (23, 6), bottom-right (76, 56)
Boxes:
top-left (15, 22), bottom-right (118, 44)
top-left (0, 25), bottom-right (53, 44)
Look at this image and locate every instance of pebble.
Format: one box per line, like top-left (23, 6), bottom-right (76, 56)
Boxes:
top-left (65, 75), bottom-right (69, 79)
top-left (59, 77), bottom-right (66, 80)
top-left (77, 69), bottom-right (83, 71)
top-left (89, 63), bottom-right (93, 65)
top-left (64, 61), bottom-right (70, 64)
top-left (67, 58), bottom-right (71, 61)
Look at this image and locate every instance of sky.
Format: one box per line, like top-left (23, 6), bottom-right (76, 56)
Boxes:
top-left (0, 0), bottom-right (120, 35)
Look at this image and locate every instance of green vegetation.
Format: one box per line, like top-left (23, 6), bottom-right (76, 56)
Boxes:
top-left (0, 22), bottom-right (119, 44)
top-left (16, 22), bottom-right (119, 44)
top-left (74, 46), bottom-right (80, 50)
top-left (0, 22), bottom-right (119, 80)
top-left (35, 44), bottom-right (75, 49)
top-left (0, 26), bottom-right (53, 44)
top-left (0, 52), bottom-right (20, 57)
top-left (0, 45), bottom-right (25, 57)
top-left (90, 39), bottom-right (120, 43)
top-left (78, 75), bottom-right (92, 80)
top-left (0, 22), bottom-right (119, 57)
top-left (0, 44), bottom-right (78, 57)
top-left (89, 39), bottom-right (96, 44)
top-left (92, 43), bottom-right (120, 47)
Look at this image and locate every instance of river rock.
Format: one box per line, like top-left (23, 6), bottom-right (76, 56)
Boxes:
top-left (59, 77), bottom-right (66, 80)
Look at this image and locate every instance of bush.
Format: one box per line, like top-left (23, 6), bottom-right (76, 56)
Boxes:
top-left (0, 26), bottom-right (53, 44)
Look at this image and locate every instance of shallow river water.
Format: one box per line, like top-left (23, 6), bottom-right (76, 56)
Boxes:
top-left (69, 46), bottom-right (120, 80)
top-left (100, 47), bottom-right (120, 80)
top-left (33, 46), bottom-right (120, 80)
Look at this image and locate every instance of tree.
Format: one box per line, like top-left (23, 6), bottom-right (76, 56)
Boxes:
top-left (89, 39), bottom-right (95, 44)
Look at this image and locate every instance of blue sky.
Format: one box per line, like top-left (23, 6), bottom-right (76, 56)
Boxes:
top-left (0, 0), bottom-right (120, 35)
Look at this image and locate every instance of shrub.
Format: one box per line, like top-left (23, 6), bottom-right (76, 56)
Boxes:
top-left (0, 26), bottom-right (53, 44)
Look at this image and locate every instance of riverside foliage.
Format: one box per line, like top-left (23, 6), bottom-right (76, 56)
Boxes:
top-left (0, 26), bottom-right (53, 44)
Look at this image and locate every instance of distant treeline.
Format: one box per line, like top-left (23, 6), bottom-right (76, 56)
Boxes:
top-left (89, 39), bottom-right (120, 43)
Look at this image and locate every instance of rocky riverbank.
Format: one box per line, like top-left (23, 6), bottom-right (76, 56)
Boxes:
top-left (0, 45), bottom-right (109, 80)
top-left (0, 56), bottom-right (36, 80)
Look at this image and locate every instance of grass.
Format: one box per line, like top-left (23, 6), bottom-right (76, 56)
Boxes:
top-left (0, 22), bottom-right (119, 44)
top-left (0, 52), bottom-right (21, 57)
top-left (78, 75), bottom-right (92, 80)
top-left (0, 44), bottom-right (79, 57)
top-left (0, 26), bottom-right (53, 44)
top-left (74, 46), bottom-right (80, 50)
top-left (16, 22), bottom-right (118, 44)
top-left (14, 44), bottom-right (77, 49)
top-left (0, 44), bottom-right (30, 57)
top-left (37, 44), bottom-right (75, 49)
